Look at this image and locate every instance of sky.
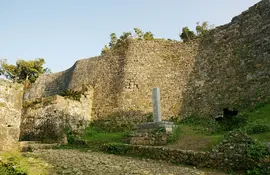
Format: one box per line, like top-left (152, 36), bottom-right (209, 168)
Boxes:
top-left (0, 0), bottom-right (261, 73)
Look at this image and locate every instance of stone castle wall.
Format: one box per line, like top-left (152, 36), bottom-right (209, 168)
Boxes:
top-left (119, 40), bottom-right (199, 117)
top-left (181, 0), bottom-right (270, 117)
top-left (0, 79), bottom-right (23, 151)
top-left (23, 0), bottom-right (270, 119)
top-left (21, 86), bottom-right (94, 143)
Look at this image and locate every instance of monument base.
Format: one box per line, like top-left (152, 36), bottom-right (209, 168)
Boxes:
top-left (137, 121), bottom-right (175, 133)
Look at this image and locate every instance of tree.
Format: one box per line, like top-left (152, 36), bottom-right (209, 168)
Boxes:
top-left (179, 27), bottom-right (195, 42)
top-left (119, 32), bottom-right (132, 41)
top-left (101, 45), bottom-right (110, 55)
top-left (0, 58), bottom-right (48, 83)
top-left (143, 31), bottom-right (154, 40)
top-left (134, 28), bottom-right (144, 39)
top-left (109, 33), bottom-right (118, 47)
top-left (196, 21), bottom-right (212, 36)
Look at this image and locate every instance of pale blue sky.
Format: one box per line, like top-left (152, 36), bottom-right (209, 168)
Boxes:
top-left (0, 0), bottom-right (260, 73)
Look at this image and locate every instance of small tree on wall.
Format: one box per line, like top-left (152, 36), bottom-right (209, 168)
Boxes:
top-left (143, 31), bottom-right (154, 40)
top-left (134, 28), bottom-right (144, 39)
top-left (109, 33), bottom-right (118, 47)
top-left (195, 21), bottom-right (213, 36)
top-left (179, 21), bottom-right (214, 42)
top-left (179, 27), bottom-right (196, 42)
top-left (101, 28), bottom-right (156, 55)
top-left (0, 58), bottom-right (50, 84)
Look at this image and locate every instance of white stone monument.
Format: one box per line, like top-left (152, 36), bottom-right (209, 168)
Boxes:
top-left (152, 87), bottom-right (162, 123)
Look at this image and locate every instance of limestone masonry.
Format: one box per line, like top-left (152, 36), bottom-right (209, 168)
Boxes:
top-left (0, 79), bottom-right (23, 151)
top-left (23, 0), bottom-right (270, 120)
top-left (21, 86), bottom-right (94, 142)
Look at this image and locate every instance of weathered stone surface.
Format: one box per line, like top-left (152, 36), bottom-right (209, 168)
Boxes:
top-left (33, 149), bottom-right (227, 175)
top-left (23, 0), bottom-right (270, 119)
top-left (0, 79), bottom-right (23, 151)
top-left (20, 87), bottom-right (94, 143)
top-left (137, 121), bottom-right (175, 132)
top-left (124, 128), bottom-right (172, 146)
top-left (181, 0), bottom-right (270, 117)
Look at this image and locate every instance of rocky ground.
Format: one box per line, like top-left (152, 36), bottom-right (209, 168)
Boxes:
top-left (31, 149), bottom-right (228, 175)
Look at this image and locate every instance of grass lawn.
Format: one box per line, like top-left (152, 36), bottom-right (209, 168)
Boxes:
top-left (74, 126), bottom-right (127, 151)
top-left (242, 104), bottom-right (270, 142)
top-left (166, 125), bottom-right (224, 151)
top-left (167, 103), bottom-right (270, 151)
top-left (0, 151), bottom-right (51, 175)
top-left (62, 104), bottom-right (270, 153)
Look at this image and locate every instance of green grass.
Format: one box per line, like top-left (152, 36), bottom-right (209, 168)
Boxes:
top-left (81, 126), bottom-right (126, 143)
top-left (245, 103), bottom-right (270, 122)
top-left (0, 151), bottom-right (51, 175)
top-left (250, 132), bottom-right (270, 142)
top-left (240, 104), bottom-right (270, 142)
top-left (66, 126), bottom-right (127, 151)
top-left (166, 125), bottom-right (224, 151)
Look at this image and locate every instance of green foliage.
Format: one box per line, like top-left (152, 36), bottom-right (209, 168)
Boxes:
top-left (101, 45), bottom-right (110, 55)
top-left (134, 28), bottom-right (144, 39)
top-left (0, 58), bottom-right (49, 84)
top-left (109, 33), bottom-right (117, 47)
top-left (22, 97), bottom-right (54, 108)
top-left (59, 89), bottom-right (82, 101)
top-left (179, 21), bottom-right (213, 42)
top-left (246, 141), bottom-right (270, 175)
top-left (218, 113), bottom-right (248, 131)
top-left (63, 127), bottom-right (76, 144)
top-left (244, 119), bottom-right (270, 134)
top-left (0, 163), bottom-right (26, 175)
top-left (102, 28), bottom-right (156, 54)
top-left (181, 116), bottom-right (222, 134)
top-left (145, 113), bottom-right (153, 122)
top-left (0, 152), bottom-right (50, 175)
top-left (195, 21), bottom-right (212, 36)
top-left (247, 163), bottom-right (270, 175)
top-left (167, 126), bottom-right (181, 143)
top-left (238, 104), bottom-right (270, 141)
top-left (179, 27), bottom-right (196, 42)
top-left (143, 31), bottom-right (154, 40)
top-left (247, 141), bottom-right (269, 161)
top-left (119, 32), bottom-right (132, 41)
top-left (78, 125), bottom-right (126, 151)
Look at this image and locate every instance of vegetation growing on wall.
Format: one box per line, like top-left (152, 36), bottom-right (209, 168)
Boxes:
top-left (22, 97), bottom-right (55, 109)
top-left (0, 58), bottom-right (51, 85)
top-left (101, 28), bottom-right (155, 55)
top-left (59, 89), bottom-right (82, 101)
top-left (180, 21), bottom-right (214, 42)
top-left (59, 84), bottom-right (89, 101)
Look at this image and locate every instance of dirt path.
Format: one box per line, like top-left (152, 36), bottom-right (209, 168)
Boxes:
top-left (31, 149), bottom-right (228, 175)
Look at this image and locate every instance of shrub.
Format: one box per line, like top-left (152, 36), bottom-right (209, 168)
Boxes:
top-left (101, 45), bottom-right (110, 55)
top-left (143, 31), bottom-right (154, 40)
top-left (167, 126), bottom-right (181, 143)
top-left (195, 21), bottom-right (213, 36)
top-left (179, 27), bottom-right (196, 42)
top-left (245, 119), bottom-right (270, 134)
top-left (59, 89), bottom-right (82, 101)
top-left (218, 113), bottom-right (248, 131)
top-left (134, 28), bottom-right (144, 39)
top-left (215, 130), bottom-right (270, 172)
top-left (181, 115), bottom-right (222, 134)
